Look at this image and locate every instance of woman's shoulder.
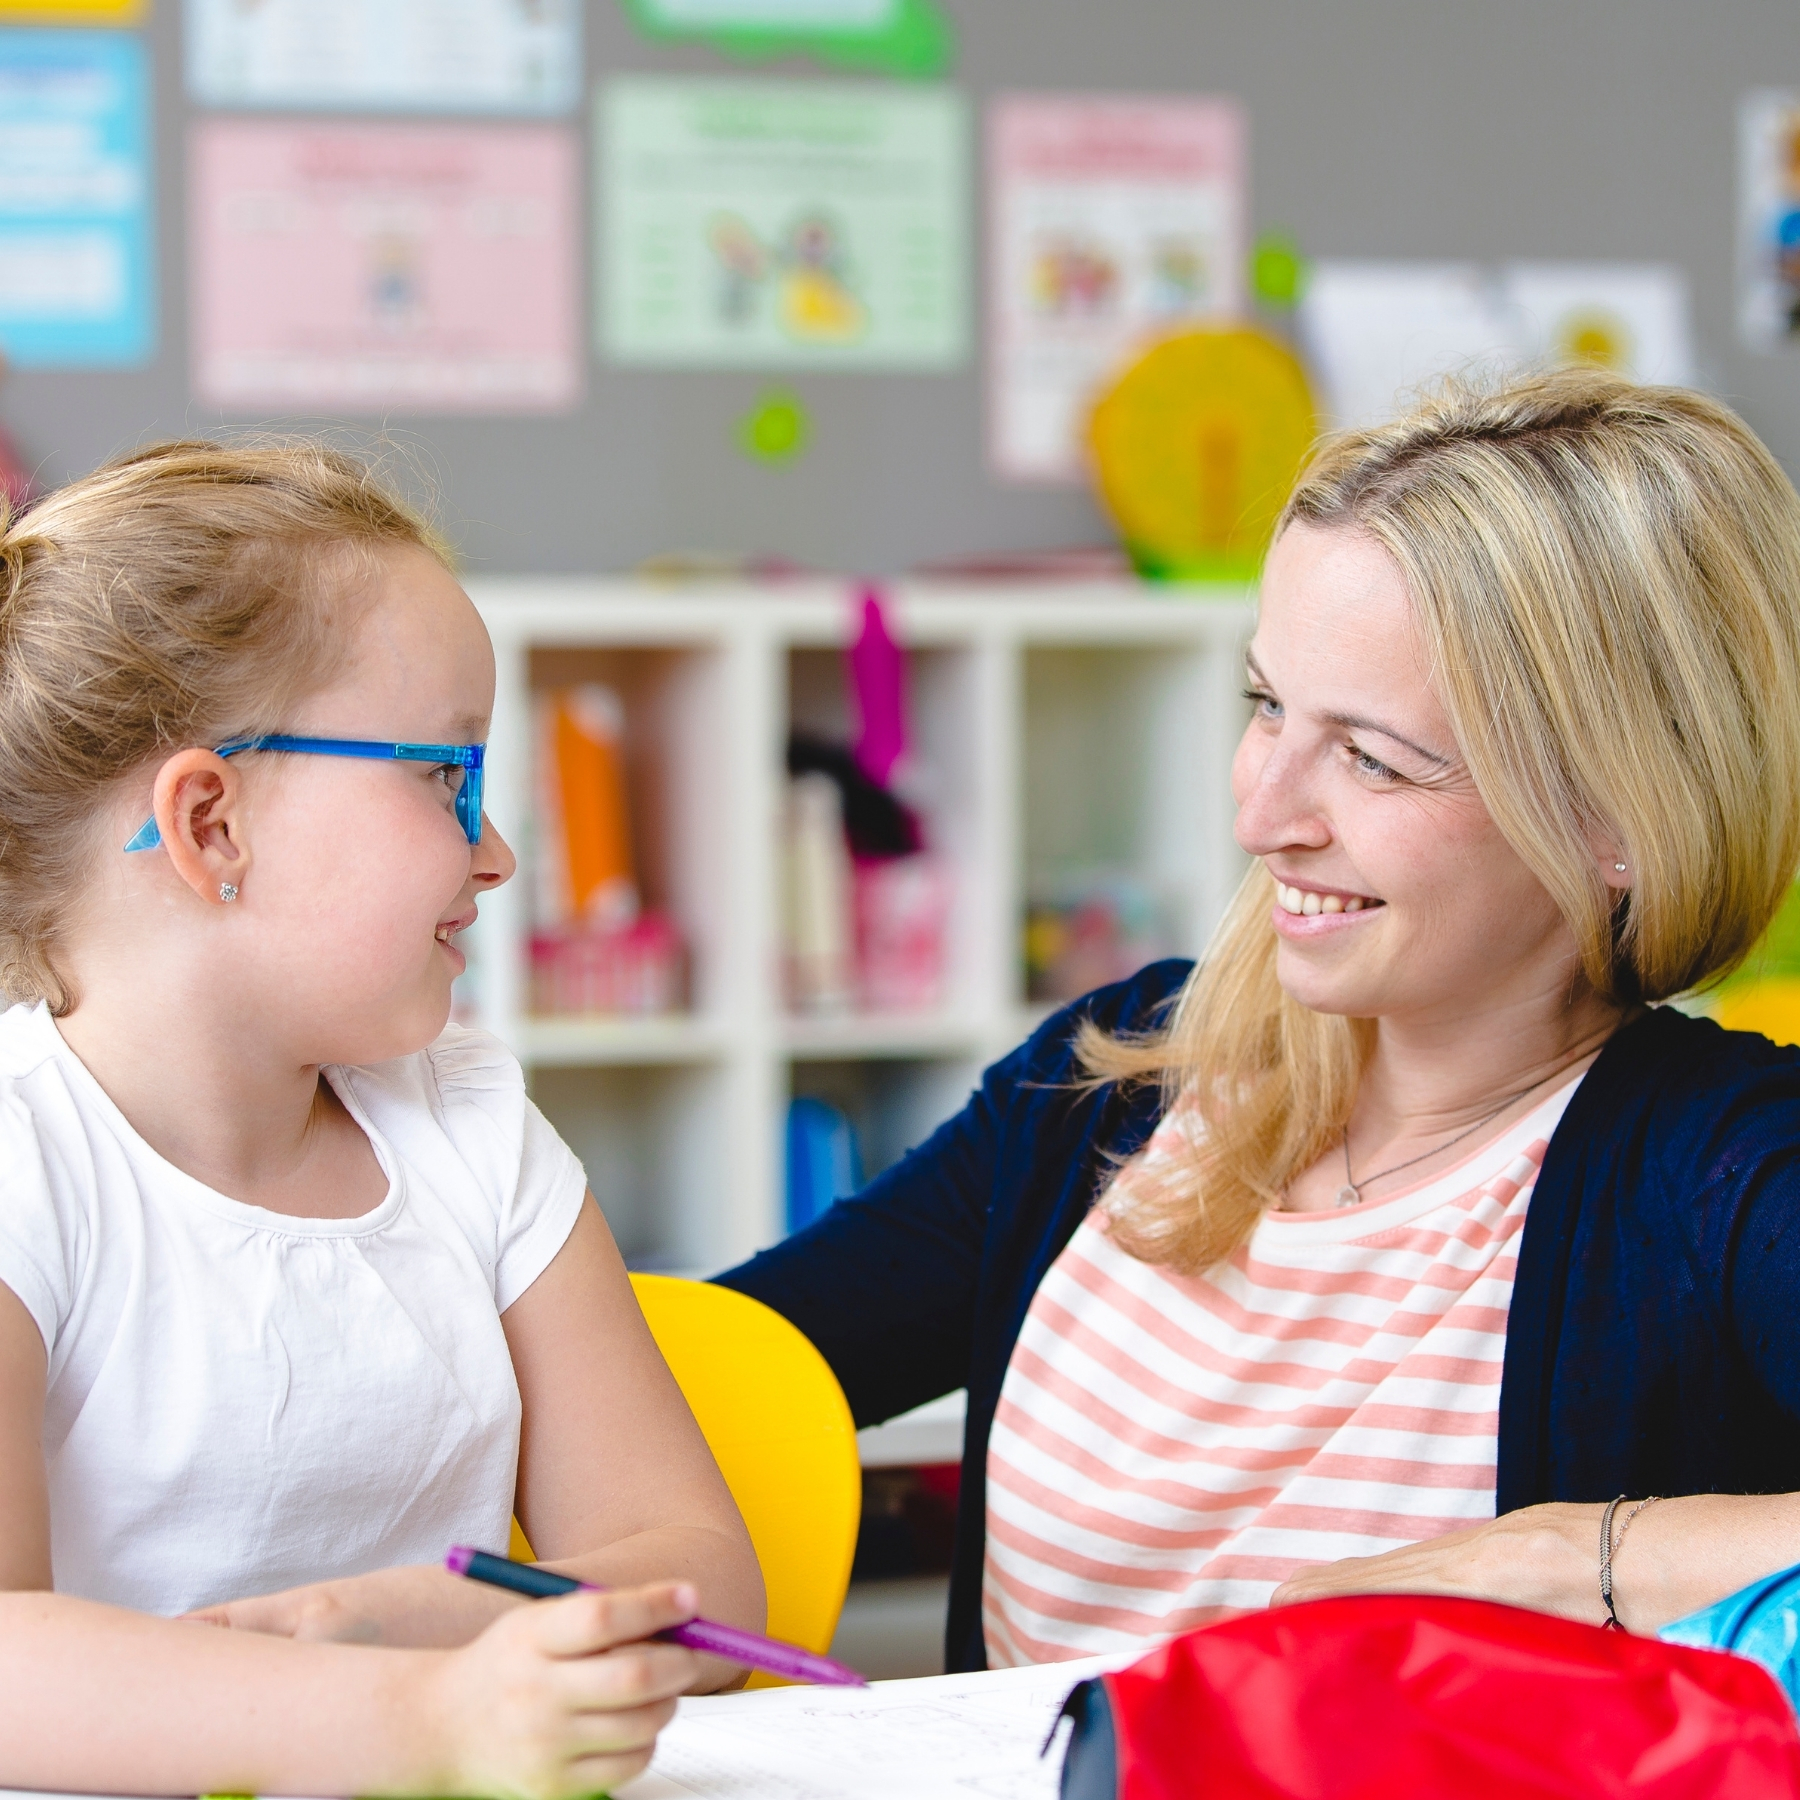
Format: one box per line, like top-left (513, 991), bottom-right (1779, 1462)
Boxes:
top-left (1575, 1004), bottom-right (1800, 1172)
top-left (1014, 958), bottom-right (1194, 1077)
top-left (1603, 1004), bottom-right (1800, 1093)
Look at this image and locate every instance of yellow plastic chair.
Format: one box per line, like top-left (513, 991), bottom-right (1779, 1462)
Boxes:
top-left (509, 1273), bottom-right (861, 1681)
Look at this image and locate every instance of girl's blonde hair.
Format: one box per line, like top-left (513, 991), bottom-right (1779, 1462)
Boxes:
top-left (0, 439), bottom-right (441, 1014)
top-left (1086, 368), bottom-right (1800, 1273)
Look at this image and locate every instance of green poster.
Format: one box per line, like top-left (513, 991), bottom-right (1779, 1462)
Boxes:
top-left (599, 77), bottom-right (968, 370)
top-left (619, 0), bottom-right (951, 79)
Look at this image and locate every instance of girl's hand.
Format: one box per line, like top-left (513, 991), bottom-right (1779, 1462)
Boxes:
top-left (186, 1580), bottom-right (385, 1643)
top-left (1269, 1503), bottom-right (1607, 1625)
top-left (184, 1563), bottom-right (510, 1648)
top-left (419, 1580), bottom-right (701, 1800)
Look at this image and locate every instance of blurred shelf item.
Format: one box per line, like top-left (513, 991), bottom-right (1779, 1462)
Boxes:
top-left (513, 1014), bottom-right (732, 1067)
top-left (780, 1012), bottom-right (986, 1059)
top-left (857, 1390), bottom-right (968, 1469)
top-left (463, 578), bottom-right (1253, 1272)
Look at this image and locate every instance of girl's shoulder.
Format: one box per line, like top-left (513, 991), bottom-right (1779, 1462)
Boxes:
top-left (332, 1026), bottom-right (586, 1274)
top-left (332, 1022), bottom-right (535, 1186)
top-left (338, 1021), bottom-right (525, 1113)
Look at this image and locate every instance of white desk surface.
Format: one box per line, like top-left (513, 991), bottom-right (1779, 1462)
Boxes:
top-left (623, 1654), bottom-right (1124, 1800)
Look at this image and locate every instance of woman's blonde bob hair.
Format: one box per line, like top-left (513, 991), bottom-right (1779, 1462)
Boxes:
top-left (0, 439), bottom-right (442, 1015)
top-left (1087, 367), bottom-right (1800, 1274)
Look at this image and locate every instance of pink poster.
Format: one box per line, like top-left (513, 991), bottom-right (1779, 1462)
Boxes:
top-left (191, 120), bottom-right (581, 413)
top-left (989, 96), bottom-right (1246, 482)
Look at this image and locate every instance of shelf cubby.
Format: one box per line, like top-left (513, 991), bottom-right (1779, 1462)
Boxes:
top-left (466, 578), bottom-right (1253, 1272)
top-left (788, 1055), bottom-right (984, 1188)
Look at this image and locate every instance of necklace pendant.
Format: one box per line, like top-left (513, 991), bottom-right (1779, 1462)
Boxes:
top-left (1334, 1184), bottom-right (1361, 1209)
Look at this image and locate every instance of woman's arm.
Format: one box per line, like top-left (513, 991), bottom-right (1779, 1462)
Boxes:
top-left (1271, 1493), bottom-right (1800, 1632)
top-left (0, 1277), bottom-right (702, 1796)
top-left (196, 1199), bottom-right (764, 1684)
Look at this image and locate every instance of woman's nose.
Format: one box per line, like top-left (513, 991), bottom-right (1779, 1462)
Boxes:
top-left (1233, 738), bottom-right (1331, 858)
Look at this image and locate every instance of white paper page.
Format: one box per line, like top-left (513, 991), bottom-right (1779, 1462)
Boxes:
top-left (1502, 261), bottom-right (1694, 385)
top-left (621, 1655), bottom-right (1130, 1800)
top-left (1299, 259), bottom-right (1518, 430)
top-left (184, 0), bottom-right (581, 114)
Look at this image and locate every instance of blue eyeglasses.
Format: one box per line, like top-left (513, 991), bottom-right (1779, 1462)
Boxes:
top-left (124, 736), bottom-right (487, 851)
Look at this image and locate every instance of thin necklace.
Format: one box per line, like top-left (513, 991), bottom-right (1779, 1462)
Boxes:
top-left (1335, 1076), bottom-right (1555, 1209)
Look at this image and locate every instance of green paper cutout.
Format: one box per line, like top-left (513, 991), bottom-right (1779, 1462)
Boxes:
top-left (1718, 880), bottom-right (1800, 992)
top-left (1251, 233), bottom-right (1308, 310)
top-left (619, 0), bottom-right (952, 78)
top-left (739, 387), bottom-right (810, 461)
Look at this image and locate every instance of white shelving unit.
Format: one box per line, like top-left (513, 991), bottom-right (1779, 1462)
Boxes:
top-left (463, 578), bottom-right (1255, 1273)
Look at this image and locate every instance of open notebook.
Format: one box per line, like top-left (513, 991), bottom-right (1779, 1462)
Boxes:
top-left (624, 1655), bottom-right (1124, 1800)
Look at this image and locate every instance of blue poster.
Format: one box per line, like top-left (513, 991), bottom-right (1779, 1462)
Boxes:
top-left (0, 31), bottom-right (154, 367)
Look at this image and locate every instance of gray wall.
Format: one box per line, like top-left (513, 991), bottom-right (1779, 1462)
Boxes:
top-left (4, 0), bottom-right (1797, 574)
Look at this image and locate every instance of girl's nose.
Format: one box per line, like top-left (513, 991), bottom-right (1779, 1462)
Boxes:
top-left (474, 815), bottom-right (517, 887)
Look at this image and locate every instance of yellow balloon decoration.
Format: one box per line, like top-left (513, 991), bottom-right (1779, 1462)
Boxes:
top-left (1088, 325), bottom-right (1318, 582)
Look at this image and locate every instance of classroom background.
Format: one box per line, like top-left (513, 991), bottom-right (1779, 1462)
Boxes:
top-left (3, 0), bottom-right (1798, 1678)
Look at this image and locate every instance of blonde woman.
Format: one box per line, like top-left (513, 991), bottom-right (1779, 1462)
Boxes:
top-left (721, 369), bottom-right (1800, 1670)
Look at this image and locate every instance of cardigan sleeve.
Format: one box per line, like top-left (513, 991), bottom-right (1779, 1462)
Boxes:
top-left (714, 1037), bottom-right (1025, 1428)
top-left (714, 961), bottom-right (1193, 1432)
top-left (1685, 1073), bottom-right (1800, 1423)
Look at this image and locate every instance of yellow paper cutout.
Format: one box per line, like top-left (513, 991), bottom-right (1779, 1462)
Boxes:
top-left (1555, 307), bottom-right (1634, 372)
top-left (1088, 325), bottom-right (1317, 582)
top-left (0, 0), bottom-right (146, 18)
top-left (1716, 979), bottom-right (1800, 1047)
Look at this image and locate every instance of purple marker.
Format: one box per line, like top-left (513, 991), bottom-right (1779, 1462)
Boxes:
top-left (446, 1546), bottom-right (868, 1688)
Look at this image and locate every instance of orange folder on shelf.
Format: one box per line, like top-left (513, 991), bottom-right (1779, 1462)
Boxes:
top-left (538, 685), bottom-right (638, 929)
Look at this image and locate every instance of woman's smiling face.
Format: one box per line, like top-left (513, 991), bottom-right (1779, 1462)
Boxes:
top-left (1232, 522), bottom-right (1585, 1028)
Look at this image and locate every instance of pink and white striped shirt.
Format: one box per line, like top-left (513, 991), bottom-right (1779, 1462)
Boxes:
top-left (982, 1075), bottom-right (1584, 1667)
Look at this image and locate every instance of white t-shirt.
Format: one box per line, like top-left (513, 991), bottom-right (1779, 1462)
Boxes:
top-left (0, 1003), bottom-right (588, 1617)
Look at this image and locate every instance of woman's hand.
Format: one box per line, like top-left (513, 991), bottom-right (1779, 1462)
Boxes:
top-left (419, 1580), bottom-right (700, 1800)
top-left (1270, 1504), bottom-right (1608, 1625)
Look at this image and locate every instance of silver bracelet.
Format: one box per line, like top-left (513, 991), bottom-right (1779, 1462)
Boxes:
top-left (1599, 1494), bottom-right (1660, 1630)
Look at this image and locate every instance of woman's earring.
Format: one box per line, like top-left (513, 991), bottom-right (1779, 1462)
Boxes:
top-left (1614, 862), bottom-right (1627, 874)
top-left (218, 882), bottom-right (239, 903)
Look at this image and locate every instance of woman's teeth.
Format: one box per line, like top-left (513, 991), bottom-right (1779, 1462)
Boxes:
top-left (1277, 883), bottom-right (1369, 917)
top-left (435, 924), bottom-right (457, 943)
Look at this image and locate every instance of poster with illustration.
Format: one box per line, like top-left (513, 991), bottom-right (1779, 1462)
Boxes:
top-left (190, 121), bottom-right (581, 413)
top-left (1300, 260), bottom-right (1694, 431)
top-left (185, 0), bottom-right (580, 114)
top-left (0, 30), bottom-right (154, 368)
top-left (599, 77), bottom-right (967, 370)
top-left (1740, 91), bottom-right (1800, 350)
top-left (1503, 262), bottom-right (1692, 386)
top-left (988, 95), bottom-right (1245, 483)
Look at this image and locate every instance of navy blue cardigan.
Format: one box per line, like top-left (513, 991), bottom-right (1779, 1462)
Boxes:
top-left (716, 960), bottom-right (1800, 1673)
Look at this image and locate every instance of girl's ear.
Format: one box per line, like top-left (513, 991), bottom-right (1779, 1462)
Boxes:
top-left (152, 750), bottom-right (250, 905)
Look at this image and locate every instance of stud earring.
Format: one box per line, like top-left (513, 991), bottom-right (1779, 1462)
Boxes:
top-left (1614, 862), bottom-right (1627, 874)
top-left (218, 882), bottom-right (239, 903)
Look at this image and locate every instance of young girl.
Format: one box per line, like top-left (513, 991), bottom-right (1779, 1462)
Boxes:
top-left (0, 442), bottom-right (764, 1796)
